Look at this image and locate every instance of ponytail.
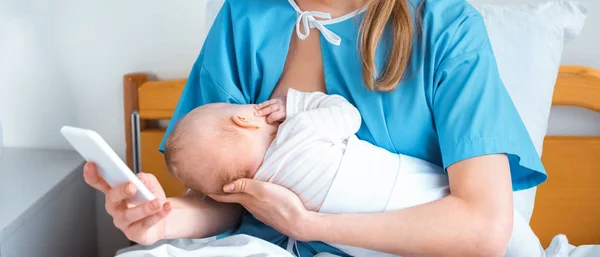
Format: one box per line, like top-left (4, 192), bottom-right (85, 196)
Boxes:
top-left (359, 0), bottom-right (416, 91)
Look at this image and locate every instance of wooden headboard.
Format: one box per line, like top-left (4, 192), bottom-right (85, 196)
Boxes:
top-left (123, 66), bottom-right (600, 247)
top-left (123, 74), bottom-right (187, 196)
top-left (530, 66), bottom-right (600, 247)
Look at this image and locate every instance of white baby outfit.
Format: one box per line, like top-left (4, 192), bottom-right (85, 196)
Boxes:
top-left (254, 89), bottom-right (545, 257)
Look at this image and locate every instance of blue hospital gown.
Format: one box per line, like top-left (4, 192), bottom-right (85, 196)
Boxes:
top-left (159, 0), bottom-right (547, 255)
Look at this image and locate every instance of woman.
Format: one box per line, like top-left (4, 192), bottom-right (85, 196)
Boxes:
top-left (84, 0), bottom-right (547, 256)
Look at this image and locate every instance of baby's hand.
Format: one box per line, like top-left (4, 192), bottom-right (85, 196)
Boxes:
top-left (255, 97), bottom-right (286, 124)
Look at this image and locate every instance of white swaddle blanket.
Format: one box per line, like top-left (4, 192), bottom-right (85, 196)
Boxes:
top-left (254, 89), bottom-right (544, 257)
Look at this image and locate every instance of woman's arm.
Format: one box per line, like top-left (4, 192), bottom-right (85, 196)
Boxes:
top-left (84, 162), bottom-right (243, 245)
top-left (212, 154), bottom-right (513, 257)
top-left (164, 190), bottom-right (243, 240)
top-left (303, 154), bottom-right (513, 257)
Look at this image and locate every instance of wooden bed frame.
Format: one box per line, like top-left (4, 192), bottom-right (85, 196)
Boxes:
top-left (123, 66), bottom-right (600, 247)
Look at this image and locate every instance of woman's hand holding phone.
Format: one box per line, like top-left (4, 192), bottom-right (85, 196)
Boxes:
top-left (83, 162), bottom-right (172, 245)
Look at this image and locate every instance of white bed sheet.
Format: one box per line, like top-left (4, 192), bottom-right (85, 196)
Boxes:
top-left (116, 234), bottom-right (600, 257)
top-left (116, 235), bottom-right (294, 257)
top-left (569, 245), bottom-right (600, 257)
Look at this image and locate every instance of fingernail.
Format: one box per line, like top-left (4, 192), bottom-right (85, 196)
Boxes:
top-left (127, 184), bottom-right (136, 195)
top-left (223, 183), bottom-right (234, 192)
top-left (254, 111), bottom-right (261, 116)
top-left (164, 202), bottom-right (171, 212)
top-left (254, 105), bottom-right (259, 110)
top-left (151, 200), bottom-right (160, 210)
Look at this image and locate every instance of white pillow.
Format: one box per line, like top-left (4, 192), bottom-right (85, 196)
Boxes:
top-left (475, 0), bottom-right (587, 157)
top-left (474, 0), bottom-right (587, 222)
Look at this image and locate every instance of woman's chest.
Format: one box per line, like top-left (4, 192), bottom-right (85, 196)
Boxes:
top-left (231, 15), bottom-right (441, 164)
top-left (271, 31), bottom-right (327, 99)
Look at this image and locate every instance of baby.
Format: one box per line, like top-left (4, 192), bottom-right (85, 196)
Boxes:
top-left (164, 89), bottom-right (545, 257)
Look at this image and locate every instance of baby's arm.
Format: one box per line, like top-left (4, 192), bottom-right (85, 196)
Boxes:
top-left (256, 89), bottom-right (362, 141)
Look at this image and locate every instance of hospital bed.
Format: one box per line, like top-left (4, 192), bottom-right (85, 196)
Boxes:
top-left (121, 66), bottom-right (600, 252)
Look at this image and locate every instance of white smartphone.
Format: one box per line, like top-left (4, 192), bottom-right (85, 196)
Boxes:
top-left (61, 126), bottom-right (155, 205)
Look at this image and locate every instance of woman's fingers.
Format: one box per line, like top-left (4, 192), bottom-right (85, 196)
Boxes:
top-left (107, 182), bottom-right (136, 206)
top-left (136, 173), bottom-right (166, 198)
top-left (123, 203), bottom-right (172, 245)
top-left (209, 178), bottom-right (264, 203)
top-left (136, 202), bottom-right (172, 230)
top-left (137, 173), bottom-right (158, 192)
top-left (121, 199), bottom-right (164, 225)
top-left (83, 162), bottom-right (111, 193)
top-left (224, 178), bottom-right (268, 198)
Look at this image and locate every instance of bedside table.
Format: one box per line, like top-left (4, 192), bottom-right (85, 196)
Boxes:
top-left (0, 148), bottom-right (96, 257)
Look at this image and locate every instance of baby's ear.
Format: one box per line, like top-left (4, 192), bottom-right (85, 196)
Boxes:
top-left (231, 115), bottom-right (260, 129)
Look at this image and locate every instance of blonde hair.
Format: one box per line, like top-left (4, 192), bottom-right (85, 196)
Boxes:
top-left (360, 0), bottom-right (420, 91)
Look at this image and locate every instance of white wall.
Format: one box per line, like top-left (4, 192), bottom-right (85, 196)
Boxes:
top-left (0, 0), bottom-right (77, 149)
top-left (0, 0), bottom-right (208, 153)
top-left (54, 0), bottom-right (209, 155)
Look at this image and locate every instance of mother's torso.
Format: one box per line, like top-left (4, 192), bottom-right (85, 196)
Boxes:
top-left (205, 0), bottom-right (481, 166)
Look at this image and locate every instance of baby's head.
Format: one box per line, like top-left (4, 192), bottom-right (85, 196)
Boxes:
top-left (164, 103), bottom-right (278, 195)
